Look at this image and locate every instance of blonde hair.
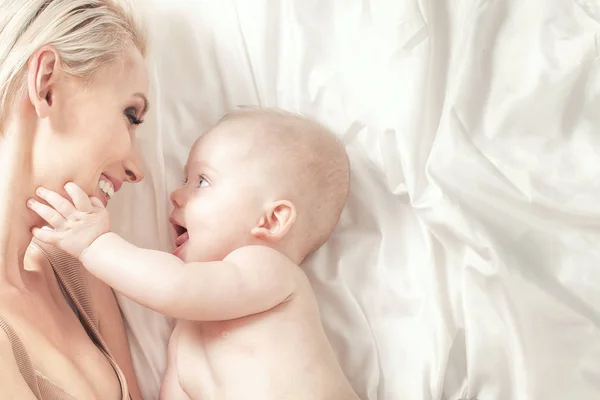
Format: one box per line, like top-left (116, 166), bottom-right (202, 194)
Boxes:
top-left (0, 0), bottom-right (147, 126)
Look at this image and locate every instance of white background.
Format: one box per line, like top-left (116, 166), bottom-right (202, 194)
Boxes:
top-left (109, 1), bottom-right (600, 399)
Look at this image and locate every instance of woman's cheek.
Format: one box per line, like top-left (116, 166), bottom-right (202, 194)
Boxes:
top-left (105, 129), bottom-right (133, 163)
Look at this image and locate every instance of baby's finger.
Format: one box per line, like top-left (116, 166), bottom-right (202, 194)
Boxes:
top-left (89, 196), bottom-right (105, 209)
top-left (64, 182), bottom-right (92, 212)
top-left (31, 227), bottom-right (60, 245)
top-left (35, 187), bottom-right (76, 219)
top-left (27, 198), bottom-right (66, 228)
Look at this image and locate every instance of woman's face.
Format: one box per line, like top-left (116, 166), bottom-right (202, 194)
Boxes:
top-left (29, 45), bottom-right (150, 205)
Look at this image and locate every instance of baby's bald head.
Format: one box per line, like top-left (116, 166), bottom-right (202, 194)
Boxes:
top-left (200, 107), bottom-right (350, 260)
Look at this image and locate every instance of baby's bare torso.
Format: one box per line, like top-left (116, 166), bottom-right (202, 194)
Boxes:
top-left (159, 275), bottom-right (358, 400)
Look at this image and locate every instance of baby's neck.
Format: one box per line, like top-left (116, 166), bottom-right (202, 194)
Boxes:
top-left (270, 243), bottom-right (305, 266)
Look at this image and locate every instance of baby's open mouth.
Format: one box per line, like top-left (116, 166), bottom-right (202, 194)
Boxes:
top-left (174, 224), bottom-right (189, 246)
top-left (170, 217), bottom-right (189, 257)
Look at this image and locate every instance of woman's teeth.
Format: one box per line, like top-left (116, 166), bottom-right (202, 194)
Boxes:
top-left (98, 179), bottom-right (115, 199)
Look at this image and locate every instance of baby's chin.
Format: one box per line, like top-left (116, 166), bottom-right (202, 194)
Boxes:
top-left (173, 249), bottom-right (204, 263)
top-left (173, 239), bottom-right (240, 263)
top-left (173, 244), bottom-right (187, 260)
top-left (179, 251), bottom-right (228, 264)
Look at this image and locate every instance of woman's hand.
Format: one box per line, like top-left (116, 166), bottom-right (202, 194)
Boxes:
top-left (27, 182), bottom-right (110, 260)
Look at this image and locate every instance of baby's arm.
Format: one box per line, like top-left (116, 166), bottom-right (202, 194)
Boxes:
top-left (82, 235), bottom-right (296, 320)
top-left (28, 184), bottom-right (296, 321)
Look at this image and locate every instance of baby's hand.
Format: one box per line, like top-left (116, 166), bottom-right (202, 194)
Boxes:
top-left (27, 183), bottom-right (110, 259)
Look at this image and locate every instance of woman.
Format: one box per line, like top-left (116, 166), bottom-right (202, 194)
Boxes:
top-left (0, 1), bottom-right (149, 398)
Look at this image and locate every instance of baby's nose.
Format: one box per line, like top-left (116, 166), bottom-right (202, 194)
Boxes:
top-left (170, 187), bottom-right (185, 208)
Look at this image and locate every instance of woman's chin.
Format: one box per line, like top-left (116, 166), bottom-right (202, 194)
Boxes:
top-left (93, 189), bottom-right (110, 207)
top-left (100, 194), bottom-right (109, 207)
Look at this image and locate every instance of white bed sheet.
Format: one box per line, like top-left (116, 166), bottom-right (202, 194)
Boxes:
top-left (108, 0), bottom-right (600, 399)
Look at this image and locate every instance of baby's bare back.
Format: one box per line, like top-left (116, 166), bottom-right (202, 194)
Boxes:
top-left (160, 276), bottom-right (359, 400)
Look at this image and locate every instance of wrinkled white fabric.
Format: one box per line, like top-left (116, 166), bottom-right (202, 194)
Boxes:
top-left (107, 1), bottom-right (600, 399)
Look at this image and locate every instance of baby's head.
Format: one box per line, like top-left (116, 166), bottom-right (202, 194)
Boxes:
top-left (170, 107), bottom-right (350, 264)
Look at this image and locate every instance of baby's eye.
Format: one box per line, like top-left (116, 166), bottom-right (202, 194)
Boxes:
top-left (198, 176), bottom-right (210, 188)
top-left (181, 178), bottom-right (188, 186)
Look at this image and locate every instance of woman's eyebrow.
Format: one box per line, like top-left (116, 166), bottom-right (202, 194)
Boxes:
top-left (134, 92), bottom-right (150, 114)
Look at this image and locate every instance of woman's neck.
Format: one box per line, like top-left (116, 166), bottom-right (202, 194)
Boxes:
top-left (0, 118), bottom-right (38, 287)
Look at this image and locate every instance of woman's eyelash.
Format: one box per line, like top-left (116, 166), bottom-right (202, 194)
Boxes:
top-left (125, 108), bottom-right (143, 125)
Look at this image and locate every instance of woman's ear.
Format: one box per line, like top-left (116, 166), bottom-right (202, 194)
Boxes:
top-left (251, 200), bottom-right (297, 243)
top-left (27, 46), bottom-right (59, 118)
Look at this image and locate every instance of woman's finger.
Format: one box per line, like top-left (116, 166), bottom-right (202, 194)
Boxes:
top-left (27, 198), bottom-right (66, 228)
top-left (31, 227), bottom-right (60, 245)
top-left (64, 182), bottom-right (93, 212)
top-left (35, 187), bottom-right (76, 219)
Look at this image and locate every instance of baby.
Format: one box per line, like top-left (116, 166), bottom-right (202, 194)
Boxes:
top-left (28, 107), bottom-right (359, 400)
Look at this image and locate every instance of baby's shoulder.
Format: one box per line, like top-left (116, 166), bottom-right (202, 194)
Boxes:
top-left (225, 246), bottom-right (309, 287)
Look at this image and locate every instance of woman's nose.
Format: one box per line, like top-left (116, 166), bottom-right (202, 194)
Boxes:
top-left (123, 146), bottom-right (145, 183)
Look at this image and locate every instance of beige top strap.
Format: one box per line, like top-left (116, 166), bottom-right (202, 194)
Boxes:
top-left (33, 241), bottom-right (130, 400)
top-left (0, 316), bottom-right (75, 399)
top-left (0, 316), bottom-right (43, 398)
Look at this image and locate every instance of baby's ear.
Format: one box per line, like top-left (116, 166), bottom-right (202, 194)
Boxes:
top-left (251, 200), bottom-right (297, 243)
